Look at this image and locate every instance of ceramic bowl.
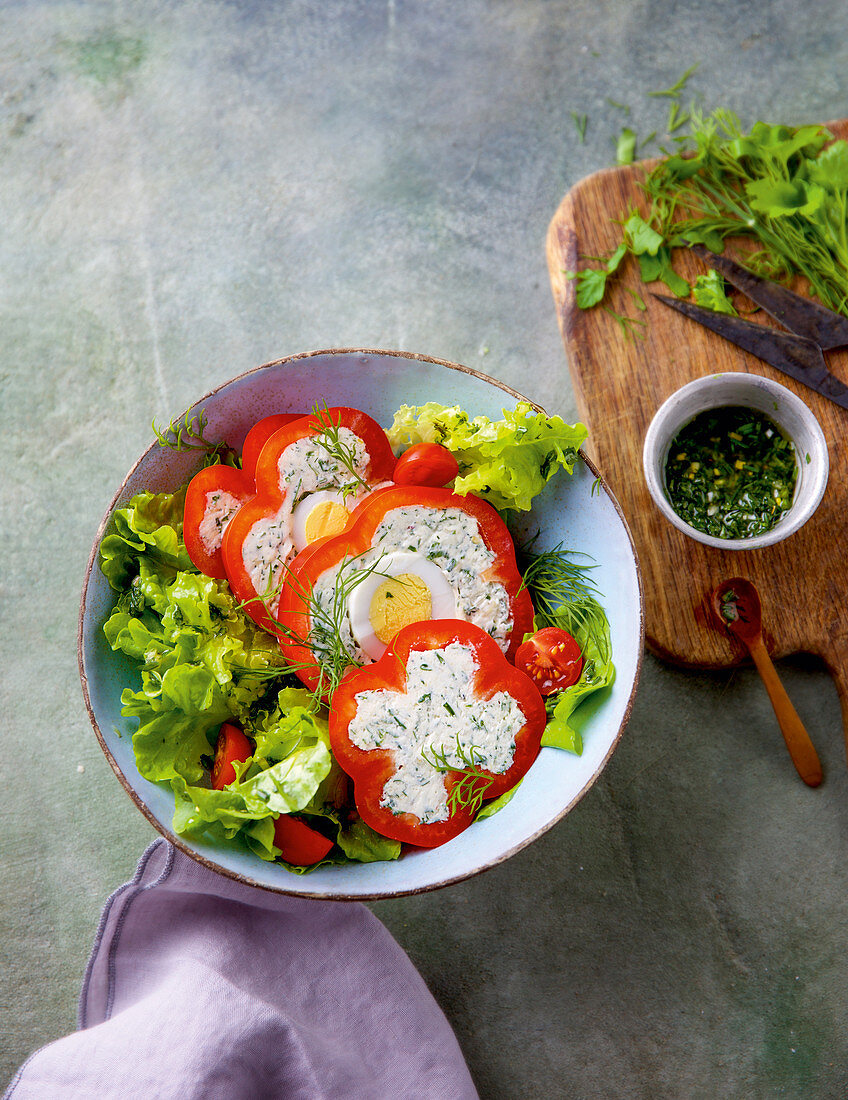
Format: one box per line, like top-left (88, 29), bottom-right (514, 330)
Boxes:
top-left (642, 372), bottom-right (829, 550)
top-left (79, 349), bottom-right (643, 899)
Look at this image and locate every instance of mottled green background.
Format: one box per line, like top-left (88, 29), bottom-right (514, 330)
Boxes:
top-left (3, 2), bottom-right (848, 1097)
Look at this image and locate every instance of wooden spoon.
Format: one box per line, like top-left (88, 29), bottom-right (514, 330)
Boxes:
top-left (712, 578), bottom-right (823, 787)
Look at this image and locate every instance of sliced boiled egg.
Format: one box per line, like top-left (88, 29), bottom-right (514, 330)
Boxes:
top-left (291, 491), bottom-right (356, 552)
top-left (347, 551), bottom-right (459, 661)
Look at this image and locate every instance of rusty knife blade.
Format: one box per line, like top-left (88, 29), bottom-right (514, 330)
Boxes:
top-left (688, 242), bottom-right (848, 351)
top-left (653, 294), bottom-right (848, 409)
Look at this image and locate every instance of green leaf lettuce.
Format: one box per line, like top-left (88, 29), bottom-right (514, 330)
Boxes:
top-left (386, 401), bottom-right (587, 512)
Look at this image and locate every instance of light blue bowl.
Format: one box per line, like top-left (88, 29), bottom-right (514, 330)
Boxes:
top-left (78, 349), bottom-right (644, 898)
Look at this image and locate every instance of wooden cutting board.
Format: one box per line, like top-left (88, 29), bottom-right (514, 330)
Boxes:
top-left (546, 119), bottom-right (848, 750)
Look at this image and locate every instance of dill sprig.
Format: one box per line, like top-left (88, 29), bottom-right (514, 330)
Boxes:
top-left (241, 549), bottom-right (396, 705)
top-left (236, 581), bottom-right (337, 708)
top-left (421, 740), bottom-right (496, 817)
top-left (152, 408), bottom-right (239, 467)
top-left (518, 540), bottom-right (612, 674)
top-left (518, 539), bottom-right (599, 625)
top-left (310, 402), bottom-right (371, 500)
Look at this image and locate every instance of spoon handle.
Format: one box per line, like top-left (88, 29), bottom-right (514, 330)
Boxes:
top-left (748, 638), bottom-right (823, 787)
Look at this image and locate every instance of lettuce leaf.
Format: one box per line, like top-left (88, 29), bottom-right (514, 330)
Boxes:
top-left (100, 488), bottom-right (194, 590)
top-left (540, 597), bottom-right (616, 754)
top-left (101, 487), bottom-right (344, 862)
top-left (386, 401), bottom-right (588, 512)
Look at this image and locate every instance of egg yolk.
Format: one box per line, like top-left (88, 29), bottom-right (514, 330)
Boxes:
top-left (369, 574), bottom-right (432, 643)
top-left (304, 500), bottom-right (352, 544)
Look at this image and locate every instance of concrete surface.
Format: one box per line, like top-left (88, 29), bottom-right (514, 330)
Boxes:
top-left (3, 2), bottom-right (848, 1096)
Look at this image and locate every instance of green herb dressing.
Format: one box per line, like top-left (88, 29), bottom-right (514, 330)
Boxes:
top-left (664, 406), bottom-right (798, 539)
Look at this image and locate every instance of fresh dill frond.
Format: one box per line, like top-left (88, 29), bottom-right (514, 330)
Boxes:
top-left (306, 552), bottom-right (401, 698)
top-left (550, 595), bottom-right (613, 670)
top-left (235, 585), bottom-right (332, 709)
top-left (518, 539), bottom-right (600, 625)
top-left (571, 111), bottom-right (588, 142)
top-left (152, 408), bottom-right (239, 467)
top-left (310, 402), bottom-right (370, 501)
top-left (602, 306), bottom-right (647, 340)
top-left (421, 740), bottom-right (496, 817)
top-left (518, 540), bottom-right (612, 669)
top-left (647, 62), bottom-right (700, 99)
top-left (225, 662), bottom-right (303, 684)
top-left (244, 547), bottom-right (398, 705)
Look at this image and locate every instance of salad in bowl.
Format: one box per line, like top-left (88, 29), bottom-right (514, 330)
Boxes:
top-left (79, 350), bottom-right (643, 898)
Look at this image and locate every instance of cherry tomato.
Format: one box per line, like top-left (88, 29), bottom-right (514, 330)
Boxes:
top-left (514, 627), bottom-right (583, 696)
top-left (392, 442), bottom-right (459, 488)
top-left (273, 815), bottom-right (334, 865)
top-left (210, 723), bottom-right (253, 790)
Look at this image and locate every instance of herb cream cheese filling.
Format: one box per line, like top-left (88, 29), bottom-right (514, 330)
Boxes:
top-left (348, 642), bottom-right (524, 823)
top-left (278, 427), bottom-right (370, 504)
top-left (200, 489), bottom-right (244, 552)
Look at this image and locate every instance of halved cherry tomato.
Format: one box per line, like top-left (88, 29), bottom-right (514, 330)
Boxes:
top-left (515, 627), bottom-right (583, 695)
top-left (210, 722), bottom-right (253, 790)
top-left (273, 814), bottom-right (334, 865)
top-left (184, 466), bottom-right (255, 579)
top-left (392, 442), bottom-right (459, 488)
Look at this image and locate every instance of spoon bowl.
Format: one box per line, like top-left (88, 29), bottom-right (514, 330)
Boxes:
top-left (714, 578), bottom-right (763, 644)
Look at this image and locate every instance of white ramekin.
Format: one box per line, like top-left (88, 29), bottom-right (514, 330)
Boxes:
top-left (642, 373), bottom-right (829, 550)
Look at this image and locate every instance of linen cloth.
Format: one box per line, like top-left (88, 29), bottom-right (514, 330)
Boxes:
top-left (4, 839), bottom-right (479, 1099)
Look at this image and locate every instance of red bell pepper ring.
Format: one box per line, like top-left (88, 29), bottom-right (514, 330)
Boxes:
top-left (277, 484), bottom-right (535, 696)
top-left (329, 619), bottom-right (546, 847)
top-left (241, 413), bottom-right (304, 481)
top-left (221, 407), bottom-right (397, 634)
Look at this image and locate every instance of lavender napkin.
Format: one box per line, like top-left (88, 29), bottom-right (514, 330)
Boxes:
top-left (5, 839), bottom-right (478, 1099)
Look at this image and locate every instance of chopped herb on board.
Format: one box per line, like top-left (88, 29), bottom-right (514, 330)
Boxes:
top-left (565, 83), bottom-right (848, 328)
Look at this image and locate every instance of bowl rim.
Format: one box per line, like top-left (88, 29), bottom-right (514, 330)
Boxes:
top-left (78, 346), bottom-right (644, 899)
top-left (642, 371), bottom-right (829, 551)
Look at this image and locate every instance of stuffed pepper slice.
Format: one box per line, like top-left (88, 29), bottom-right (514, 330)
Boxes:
top-left (183, 464), bottom-right (255, 579)
top-left (183, 414), bottom-right (303, 579)
top-left (329, 619), bottom-right (547, 847)
top-left (277, 484), bottom-right (535, 696)
top-left (221, 407), bottom-right (396, 633)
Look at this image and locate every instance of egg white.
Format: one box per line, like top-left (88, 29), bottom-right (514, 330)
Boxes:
top-left (347, 551), bottom-right (459, 661)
